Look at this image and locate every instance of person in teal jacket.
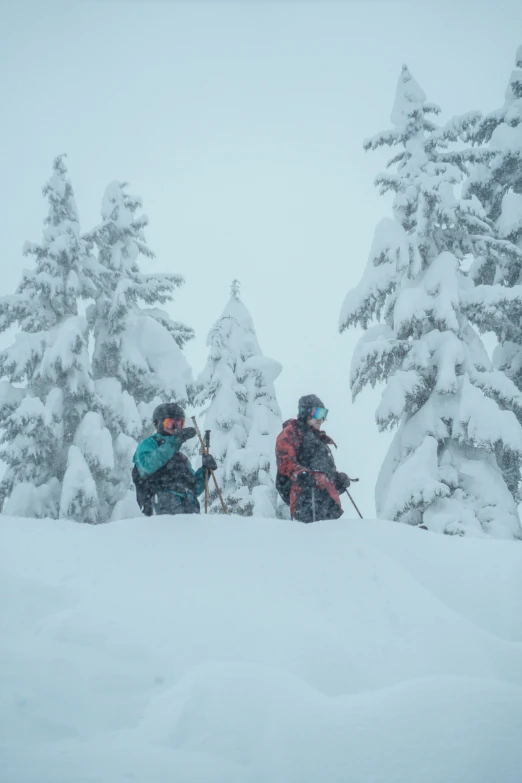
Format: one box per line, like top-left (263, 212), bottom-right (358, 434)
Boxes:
top-left (132, 402), bottom-right (217, 516)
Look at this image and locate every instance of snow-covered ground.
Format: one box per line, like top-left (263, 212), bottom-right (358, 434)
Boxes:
top-left (1, 514), bottom-right (522, 783)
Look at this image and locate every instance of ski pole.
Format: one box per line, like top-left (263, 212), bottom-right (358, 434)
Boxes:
top-left (191, 417), bottom-right (228, 515)
top-left (204, 429), bottom-right (210, 514)
top-left (343, 477), bottom-right (363, 519)
top-left (345, 490), bottom-right (364, 519)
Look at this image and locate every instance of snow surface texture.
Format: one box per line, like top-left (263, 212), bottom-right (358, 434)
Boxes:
top-left (1, 515), bottom-right (522, 783)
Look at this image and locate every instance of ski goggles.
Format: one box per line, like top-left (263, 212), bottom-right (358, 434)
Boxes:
top-left (310, 407), bottom-right (328, 421)
top-left (163, 417), bottom-right (185, 431)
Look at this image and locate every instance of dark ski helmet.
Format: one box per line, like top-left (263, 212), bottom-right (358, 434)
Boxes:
top-left (152, 402), bottom-right (186, 424)
top-left (298, 394), bottom-right (325, 420)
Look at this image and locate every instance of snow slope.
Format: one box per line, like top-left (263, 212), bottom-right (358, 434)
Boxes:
top-left (1, 514), bottom-right (522, 783)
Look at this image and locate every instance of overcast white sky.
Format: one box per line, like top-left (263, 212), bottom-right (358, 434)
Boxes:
top-left (1, 0), bottom-right (521, 517)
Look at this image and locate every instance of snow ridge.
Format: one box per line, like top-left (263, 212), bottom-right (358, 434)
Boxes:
top-left (1, 515), bottom-right (521, 782)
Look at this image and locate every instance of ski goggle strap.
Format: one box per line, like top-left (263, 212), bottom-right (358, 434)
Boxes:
top-left (163, 417), bottom-right (185, 431)
top-left (310, 407), bottom-right (328, 421)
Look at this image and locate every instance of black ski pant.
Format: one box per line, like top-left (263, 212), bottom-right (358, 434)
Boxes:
top-left (294, 486), bottom-right (342, 523)
top-left (151, 491), bottom-right (200, 516)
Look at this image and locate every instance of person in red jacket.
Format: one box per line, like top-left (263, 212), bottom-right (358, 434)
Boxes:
top-left (275, 394), bottom-right (351, 523)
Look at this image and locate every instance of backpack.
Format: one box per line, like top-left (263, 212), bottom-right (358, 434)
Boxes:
top-left (132, 464), bottom-right (154, 517)
top-left (276, 421), bottom-right (305, 506)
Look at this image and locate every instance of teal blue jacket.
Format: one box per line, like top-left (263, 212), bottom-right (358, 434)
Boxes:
top-left (132, 433), bottom-right (206, 497)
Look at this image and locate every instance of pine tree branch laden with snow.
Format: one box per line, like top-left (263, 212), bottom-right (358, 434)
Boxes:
top-left (89, 182), bottom-right (194, 408)
top-left (463, 45), bottom-right (522, 417)
top-left (340, 65), bottom-right (522, 539)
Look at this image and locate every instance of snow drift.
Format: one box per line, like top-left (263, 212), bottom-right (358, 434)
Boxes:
top-left (1, 514), bottom-right (522, 782)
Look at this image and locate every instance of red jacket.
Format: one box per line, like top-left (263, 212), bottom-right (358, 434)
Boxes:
top-left (275, 418), bottom-right (342, 518)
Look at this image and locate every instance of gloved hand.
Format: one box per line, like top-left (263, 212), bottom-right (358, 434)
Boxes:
top-left (335, 472), bottom-right (351, 492)
top-left (202, 453), bottom-right (218, 472)
top-left (295, 471), bottom-right (315, 489)
top-left (179, 427), bottom-right (197, 443)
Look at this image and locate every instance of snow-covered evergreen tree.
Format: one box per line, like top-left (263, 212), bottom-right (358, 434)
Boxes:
top-left (195, 281), bottom-right (283, 517)
top-left (0, 155), bottom-right (104, 522)
top-left (464, 45), bottom-right (522, 397)
top-left (340, 66), bottom-right (522, 539)
top-left (87, 181), bottom-right (195, 519)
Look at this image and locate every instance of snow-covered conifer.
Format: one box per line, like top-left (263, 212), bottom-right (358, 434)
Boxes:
top-left (340, 66), bottom-right (522, 539)
top-left (463, 46), bottom-right (522, 394)
top-left (87, 181), bottom-right (195, 519)
top-left (0, 155), bottom-right (103, 522)
top-left (196, 281), bottom-right (283, 516)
